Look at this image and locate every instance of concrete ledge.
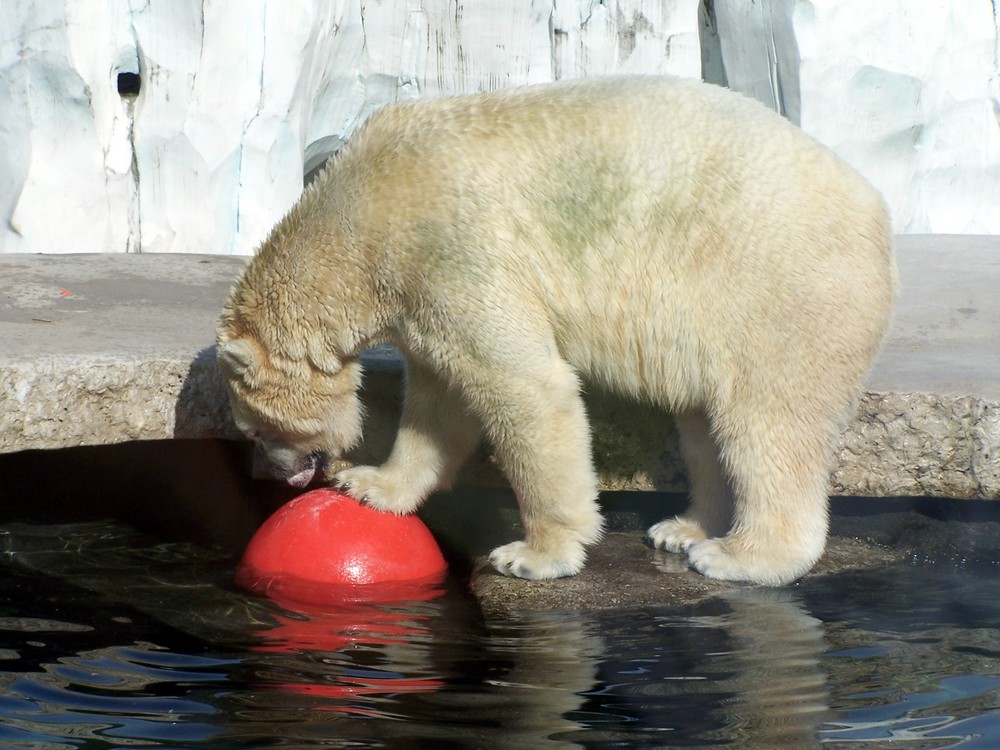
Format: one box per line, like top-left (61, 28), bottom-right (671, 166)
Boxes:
top-left (0, 254), bottom-right (244, 450)
top-left (1, 235), bottom-right (997, 499)
top-left (834, 235), bottom-right (1000, 500)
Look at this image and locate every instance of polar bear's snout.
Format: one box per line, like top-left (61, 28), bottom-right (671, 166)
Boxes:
top-left (286, 451), bottom-right (331, 488)
top-left (258, 439), bottom-right (329, 488)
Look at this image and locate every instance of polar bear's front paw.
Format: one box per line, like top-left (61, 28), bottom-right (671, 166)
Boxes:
top-left (489, 540), bottom-right (585, 580)
top-left (333, 466), bottom-right (422, 515)
top-left (647, 517), bottom-right (707, 553)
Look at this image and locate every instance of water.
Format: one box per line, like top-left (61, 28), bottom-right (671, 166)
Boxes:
top-left (1, 519), bottom-right (999, 749)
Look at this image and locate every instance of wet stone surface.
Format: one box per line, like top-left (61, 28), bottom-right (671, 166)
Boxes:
top-left (470, 497), bottom-right (1000, 615)
top-left (470, 532), bottom-right (908, 615)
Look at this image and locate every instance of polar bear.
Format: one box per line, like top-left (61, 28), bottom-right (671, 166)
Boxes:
top-left (217, 76), bottom-right (897, 586)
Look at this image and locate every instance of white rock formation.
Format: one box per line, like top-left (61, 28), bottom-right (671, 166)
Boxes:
top-left (711, 0), bottom-right (1000, 234)
top-left (0, 0), bottom-right (997, 256)
top-left (0, 1), bottom-right (700, 256)
top-left (0, 5), bottom-right (141, 254)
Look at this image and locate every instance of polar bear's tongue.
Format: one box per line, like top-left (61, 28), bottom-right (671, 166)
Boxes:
top-left (287, 466), bottom-right (316, 488)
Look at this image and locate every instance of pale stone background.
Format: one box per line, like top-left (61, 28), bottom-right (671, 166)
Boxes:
top-left (1, 1), bottom-right (998, 257)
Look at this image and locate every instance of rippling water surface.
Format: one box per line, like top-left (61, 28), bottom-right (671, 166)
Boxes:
top-left (1, 519), bottom-right (999, 748)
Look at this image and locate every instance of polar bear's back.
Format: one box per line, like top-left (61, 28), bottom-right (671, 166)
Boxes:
top-left (350, 76), bottom-right (877, 221)
top-left (331, 77), bottom-right (896, 410)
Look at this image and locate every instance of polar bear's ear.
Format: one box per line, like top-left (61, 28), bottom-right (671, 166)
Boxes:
top-left (307, 331), bottom-right (343, 375)
top-left (216, 338), bottom-right (261, 380)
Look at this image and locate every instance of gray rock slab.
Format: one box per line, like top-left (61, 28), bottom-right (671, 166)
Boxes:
top-left (0, 235), bottom-right (997, 499)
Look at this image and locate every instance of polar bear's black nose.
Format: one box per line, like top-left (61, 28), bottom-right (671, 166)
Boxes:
top-left (311, 450), bottom-right (330, 477)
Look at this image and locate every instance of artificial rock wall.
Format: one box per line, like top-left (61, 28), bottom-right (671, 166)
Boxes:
top-left (2, 1), bottom-right (998, 257)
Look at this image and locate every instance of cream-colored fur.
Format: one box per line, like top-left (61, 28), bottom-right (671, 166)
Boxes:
top-left (217, 76), bottom-right (897, 585)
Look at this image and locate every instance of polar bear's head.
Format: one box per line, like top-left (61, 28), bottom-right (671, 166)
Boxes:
top-left (215, 335), bottom-right (364, 488)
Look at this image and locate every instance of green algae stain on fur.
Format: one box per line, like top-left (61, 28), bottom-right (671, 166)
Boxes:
top-left (544, 158), bottom-right (633, 269)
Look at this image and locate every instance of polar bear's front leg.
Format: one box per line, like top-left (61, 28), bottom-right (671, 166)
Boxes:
top-left (334, 363), bottom-right (480, 515)
top-left (471, 358), bottom-right (604, 580)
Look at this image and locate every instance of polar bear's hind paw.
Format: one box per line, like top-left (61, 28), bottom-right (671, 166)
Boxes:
top-left (686, 537), bottom-right (814, 586)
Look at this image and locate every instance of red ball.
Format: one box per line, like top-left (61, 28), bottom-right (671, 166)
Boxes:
top-left (238, 488), bottom-right (447, 606)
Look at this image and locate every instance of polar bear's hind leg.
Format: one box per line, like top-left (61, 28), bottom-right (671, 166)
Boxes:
top-left (648, 410), bottom-right (733, 552)
top-left (686, 402), bottom-right (833, 586)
